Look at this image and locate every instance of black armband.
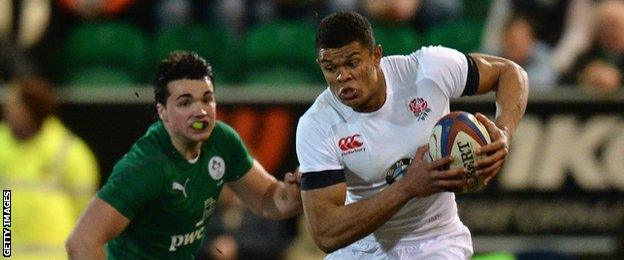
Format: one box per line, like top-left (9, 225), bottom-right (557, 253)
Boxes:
top-left (301, 170), bottom-right (346, 190)
top-left (462, 54), bottom-right (479, 96)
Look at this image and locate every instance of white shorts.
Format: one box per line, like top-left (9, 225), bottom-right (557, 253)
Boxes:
top-left (325, 225), bottom-right (473, 260)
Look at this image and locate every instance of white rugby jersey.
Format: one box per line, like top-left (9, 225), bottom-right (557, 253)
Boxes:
top-left (296, 46), bottom-right (474, 242)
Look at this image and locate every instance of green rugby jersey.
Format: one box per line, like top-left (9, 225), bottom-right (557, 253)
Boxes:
top-left (98, 120), bottom-right (253, 259)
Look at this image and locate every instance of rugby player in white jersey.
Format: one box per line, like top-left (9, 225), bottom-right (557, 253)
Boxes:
top-left (296, 11), bottom-right (529, 259)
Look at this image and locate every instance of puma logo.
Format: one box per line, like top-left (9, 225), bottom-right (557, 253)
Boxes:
top-left (172, 178), bottom-right (190, 198)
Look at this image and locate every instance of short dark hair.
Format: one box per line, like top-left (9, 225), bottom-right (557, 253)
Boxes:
top-left (315, 11), bottom-right (375, 51)
top-left (154, 51), bottom-right (214, 106)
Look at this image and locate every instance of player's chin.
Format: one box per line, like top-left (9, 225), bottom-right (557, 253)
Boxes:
top-left (340, 97), bottom-right (361, 108)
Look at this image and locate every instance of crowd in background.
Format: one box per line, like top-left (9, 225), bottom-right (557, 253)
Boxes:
top-left (0, 0), bottom-right (623, 93)
top-left (1, 0), bottom-right (623, 259)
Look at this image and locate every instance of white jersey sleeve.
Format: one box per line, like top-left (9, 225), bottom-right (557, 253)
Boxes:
top-left (296, 114), bottom-right (342, 173)
top-left (410, 46), bottom-right (470, 99)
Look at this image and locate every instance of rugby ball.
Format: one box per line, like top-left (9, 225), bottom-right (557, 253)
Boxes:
top-left (428, 111), bottom-right (491, 192)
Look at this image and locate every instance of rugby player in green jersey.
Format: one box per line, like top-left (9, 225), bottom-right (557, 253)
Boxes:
top-left (66, 51), bottom-right (303, 259)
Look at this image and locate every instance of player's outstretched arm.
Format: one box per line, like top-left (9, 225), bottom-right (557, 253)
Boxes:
top-left (227, 160), bottom-right (303, 220)
top-left (469, 54), bottom-right (529, 183)
top-left (66, 197), bottom-right (130, 260)
top-left (302, 146), bottom-right (466, 253)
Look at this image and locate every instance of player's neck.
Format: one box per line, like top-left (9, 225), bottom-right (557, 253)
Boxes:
top-left (170, 135), bottom-right (203, 160)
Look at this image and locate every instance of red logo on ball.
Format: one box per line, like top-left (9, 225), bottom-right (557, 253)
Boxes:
top-left (338, 134), bottom-right (364, 151)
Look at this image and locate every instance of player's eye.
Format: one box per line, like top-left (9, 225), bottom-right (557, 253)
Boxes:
top-left (178, 100), bottom-right (190, 107)
top-left (349, 60), bottom-right (359, 68)
top-left (324, 66), bottom-right (334, 73)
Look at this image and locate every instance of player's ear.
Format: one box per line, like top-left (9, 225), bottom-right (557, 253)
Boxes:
top-left (373, 44), bottom-right (382, 63)
top-left (157, 103), bottom-right (168, 122)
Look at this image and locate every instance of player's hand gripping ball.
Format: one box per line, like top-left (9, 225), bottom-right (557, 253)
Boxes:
top-left (429, 111), bottom-right (491, 192)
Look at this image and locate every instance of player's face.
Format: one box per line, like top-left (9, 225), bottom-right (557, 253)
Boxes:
top-left (318, 41), bottom-right (384, 112)
top-left (2, 86), bottom-right (36, 139)
top-left (158, 77), bottom-right (216, 144)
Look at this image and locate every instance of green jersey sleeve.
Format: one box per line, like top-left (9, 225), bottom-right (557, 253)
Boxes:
top-left (214, 122), bottom-right (254, 182)
top-left (97, 157), bottom-right (164, 220)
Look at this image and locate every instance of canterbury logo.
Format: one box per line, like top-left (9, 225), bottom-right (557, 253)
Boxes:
top-left (172, 179), bottom-right (190, 198)
top-left (338, 134), bottom-right (364, 151)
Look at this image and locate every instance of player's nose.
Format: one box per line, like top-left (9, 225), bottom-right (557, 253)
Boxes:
top-left (191, 103), bottom-right (208, 117)
top-left (336, 68), bottom-right (352, 83)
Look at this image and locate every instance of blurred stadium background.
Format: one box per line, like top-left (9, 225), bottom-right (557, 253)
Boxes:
top-left (1, 0), bottom-right (623, 259)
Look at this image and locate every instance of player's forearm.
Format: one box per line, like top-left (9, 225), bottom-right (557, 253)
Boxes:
top-left (307, 183), bottom-right (411, 253)
top-left (261, 181), bottom-right (302, 220)
top-left (494, 62), bottom-right (529, 140)
top-left (66, 237), bottom-right (105, 260)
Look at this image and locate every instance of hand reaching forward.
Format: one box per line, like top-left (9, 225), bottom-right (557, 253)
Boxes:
top-left (283, 167), bottom-right (302, 202)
